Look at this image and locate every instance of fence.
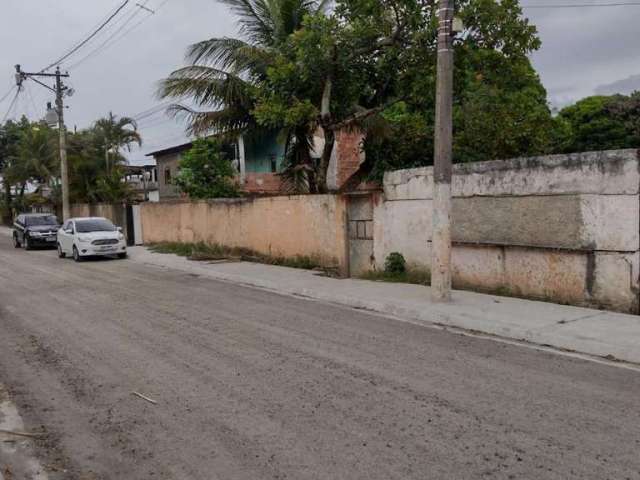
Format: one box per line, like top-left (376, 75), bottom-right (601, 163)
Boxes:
top-left (128, 149), bottom-right (640, 313)
top-left (374, 149), bottom-right (640, 313)
top-left (139, 195), bottom-right (349, 271)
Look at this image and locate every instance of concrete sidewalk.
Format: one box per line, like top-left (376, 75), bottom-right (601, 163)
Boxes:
top-left (129, 246), bottom-right (640, 366)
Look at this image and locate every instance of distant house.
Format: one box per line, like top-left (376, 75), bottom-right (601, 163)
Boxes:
top-left (147, 129), bottom-right (365, 200)
top-left (122, 164), bottom-right (159, 202)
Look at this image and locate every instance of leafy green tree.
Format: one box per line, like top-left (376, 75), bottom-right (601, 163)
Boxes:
top-left (611, 91), bottom-right (640, 139)
top-left (0, 119), bottom-right (24, 222)
top-left (158, 0), bottom-right (329, 181)
top-left (173, 138), bottom-right (240, 199)
top-left (558, 95), bottom-right (640, 153)
top-left (253, 0), bottom-right (553, 189)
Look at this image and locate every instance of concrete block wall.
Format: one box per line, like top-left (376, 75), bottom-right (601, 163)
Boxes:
top-left (140, 195), bottom-right (348, 271)
top-left (375, 150), bottom-right (640, 313)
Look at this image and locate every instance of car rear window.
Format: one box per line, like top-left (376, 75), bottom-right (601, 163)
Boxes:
top-left (26, 215), bottom-right (58, 226)
top-left (76, 219), bottom-right (116, 233)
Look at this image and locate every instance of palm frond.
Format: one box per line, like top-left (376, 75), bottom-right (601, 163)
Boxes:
top-left (218, 0), bottom-right (276, 45)
top-left (186, 37), bottom-right (272, 77)
top-left (166, 104), bottom-right (255, 137)
top-left (159, 66), bottom-right (254, 110)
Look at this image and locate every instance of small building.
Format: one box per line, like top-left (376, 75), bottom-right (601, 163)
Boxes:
top-left (147, 130), bottom-right (365, 200)
top-left (122, 164), bottom-right (159, 202)
top-left (147, 133), bottom-right (288, 200)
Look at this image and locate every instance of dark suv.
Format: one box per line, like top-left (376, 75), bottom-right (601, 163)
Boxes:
top-left (13, 213), bottom-right (61, 250)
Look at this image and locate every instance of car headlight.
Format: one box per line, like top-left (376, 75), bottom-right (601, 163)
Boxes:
top-left (77, 234), bottom-right (91, 243)
top-left (118, 233), bottom-right (125, 241)
top-left (28, 231), bottom-right (41, 237)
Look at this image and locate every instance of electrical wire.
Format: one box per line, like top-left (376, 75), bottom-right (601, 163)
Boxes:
top-left (1, 89), bottom-right (21, 123)
top-left (67, 0), bottom-right (151, 69)
top-left (0, 85), bottom-right (16, 106)
top-left (40, 0), bottom-right (131, 72)
top-left (522, 2), bottom-right (640, 7)
top-left (69, 0), bottom-right (172, 70)
top-left (25, 83), bottom-right (41, 119)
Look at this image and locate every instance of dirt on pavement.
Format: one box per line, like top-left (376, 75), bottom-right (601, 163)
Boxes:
top-left (0, 241), bottom-right (639, 479)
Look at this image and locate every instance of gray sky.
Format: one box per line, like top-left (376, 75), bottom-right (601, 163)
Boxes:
top-left (1, 0), bottom-right (639, 164)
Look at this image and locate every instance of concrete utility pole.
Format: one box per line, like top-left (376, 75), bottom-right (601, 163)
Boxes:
top-left (431, 0), bottom-right (455, 302)
top-left (15, 65), bottom-right (71, 221)
top-left (54, 68), bottom-right (70, 221)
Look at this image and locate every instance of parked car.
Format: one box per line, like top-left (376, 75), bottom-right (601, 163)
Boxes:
top-left (12, 213), bottom-right (60, 250)
top-left (57, 217), bottom-right (127, 262)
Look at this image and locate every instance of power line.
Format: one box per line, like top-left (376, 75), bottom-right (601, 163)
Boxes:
top-left (132, 101), bottom-right (173, 121)
top-left (68, 1), bottom-right (151, 69)
top-left (41, 0), bottom-right (131, 72)
top-left (0, 85), bottom-right (16, 106)
top-left (69, 0), bottom-right (172, 70)
top-left (1, 89), bottom-right (21, 123)
top-left (523, 2), bottom-right (640, 7)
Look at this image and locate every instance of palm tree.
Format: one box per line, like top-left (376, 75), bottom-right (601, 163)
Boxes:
top-left (94, 112), bottom-right (142, 173)
top-left (158, 0), bottom-right (329, 159)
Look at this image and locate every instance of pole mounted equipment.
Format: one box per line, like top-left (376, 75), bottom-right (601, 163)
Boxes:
top-left (13, 64), bottom-right (72, 221)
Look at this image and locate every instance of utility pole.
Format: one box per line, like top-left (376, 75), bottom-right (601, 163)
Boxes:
top-left (15, 65), bottom-right (71, 221)
top-left (431, 0), bottom-right (455, 302)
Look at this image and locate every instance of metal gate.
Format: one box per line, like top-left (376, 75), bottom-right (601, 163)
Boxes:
top-left (347, 194), bottom-right (375, 276)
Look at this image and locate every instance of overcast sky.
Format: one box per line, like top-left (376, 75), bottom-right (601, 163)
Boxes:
top-left (1, 0), bottom-right (639, 164)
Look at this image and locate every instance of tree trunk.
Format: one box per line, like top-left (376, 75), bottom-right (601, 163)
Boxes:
top-left (317, 77), bottom-right (334, 193)
top-left (316, 127), bottom-right (335, 194)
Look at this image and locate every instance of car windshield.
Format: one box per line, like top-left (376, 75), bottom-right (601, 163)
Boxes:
top-left (76, 219), bottom-right (116, 233)
top-left (26, 215), bottom-right (58, 226)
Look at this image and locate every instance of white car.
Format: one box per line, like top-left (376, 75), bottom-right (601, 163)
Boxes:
top-left (57, 217), bottom-right (127, 262)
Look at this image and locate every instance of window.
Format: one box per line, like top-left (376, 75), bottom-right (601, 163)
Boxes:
top-left (25, 215), bottom-right (58, 226)
top-left (75, 219), bottom-right (116, 233)
top-left (164, 168), bottom-right (172, 185)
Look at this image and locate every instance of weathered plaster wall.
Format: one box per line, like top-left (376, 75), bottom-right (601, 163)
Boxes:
top-left (140, 195), bottom-right (348, 271)
top-left (376, 150), bottom-right (640, 313)
top-left (70, 203), bottom-right (129, 239)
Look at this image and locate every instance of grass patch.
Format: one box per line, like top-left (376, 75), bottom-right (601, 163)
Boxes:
top-left (148, 242), bottom-right (324, 271)
top-left (360, 268), bottom-right (431, 286)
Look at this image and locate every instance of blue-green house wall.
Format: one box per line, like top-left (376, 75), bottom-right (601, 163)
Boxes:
top-left (244, 133), bottom-right (286, 173)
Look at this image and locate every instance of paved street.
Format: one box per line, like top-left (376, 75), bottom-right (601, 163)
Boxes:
top-left (0, 239), bottom-right (639, 480)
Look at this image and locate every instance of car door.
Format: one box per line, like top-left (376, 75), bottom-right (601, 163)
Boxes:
top-left (60, 220), bottom-right (74, 253)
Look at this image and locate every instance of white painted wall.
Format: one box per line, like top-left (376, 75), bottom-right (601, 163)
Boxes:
top-left (374, 150), bottom-right (640, 313)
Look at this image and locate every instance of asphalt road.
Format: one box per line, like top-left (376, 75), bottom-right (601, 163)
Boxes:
top-left (0, 239), bottom-right (639, 480)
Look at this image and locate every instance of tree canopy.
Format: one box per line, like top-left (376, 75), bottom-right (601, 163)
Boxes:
top-left (557, 93), bottom-right (640, 153)
top-left (0, 112), bottom-right (139, 223)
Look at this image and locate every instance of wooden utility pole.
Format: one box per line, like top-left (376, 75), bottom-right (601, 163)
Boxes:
top-left (15, 65), bottom-right (71, 221)
top-left (431, 0), bottom-right (455, 302)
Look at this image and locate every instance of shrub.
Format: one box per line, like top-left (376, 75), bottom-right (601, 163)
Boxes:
top-left (384, 252), bottom-right (406, 274)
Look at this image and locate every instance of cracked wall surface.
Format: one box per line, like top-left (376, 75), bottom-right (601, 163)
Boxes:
top-left (376, 150), bottom-right (640, 313)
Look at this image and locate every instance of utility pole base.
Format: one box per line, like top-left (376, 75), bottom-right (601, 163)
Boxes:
top-left (431, 182), bottom-right (452, 302)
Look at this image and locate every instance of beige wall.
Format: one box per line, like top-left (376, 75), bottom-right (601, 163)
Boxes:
top-left (376, 150), bottom-right (640, 313)
top-left (70, 203), bottom-right (129, 239)
top-left (140, 195), bottom-right (348, 271)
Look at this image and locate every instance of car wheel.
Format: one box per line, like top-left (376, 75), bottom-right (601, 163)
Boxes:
top-left (23, 235), bottom-right (31, 250)
top-left (57, 243), bottom-right (66, 259)
top-left (117, 252), bottom-right (128, 259)
top-left (72, 246), bottom-right (83, 262)
top-left (13, 234), bottom-right (21, 248)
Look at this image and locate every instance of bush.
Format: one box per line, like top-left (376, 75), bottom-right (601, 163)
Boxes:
top-left (384, 252), bottom-right (406, 274)
top-left (173, 138), bottom-right (240, 199)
